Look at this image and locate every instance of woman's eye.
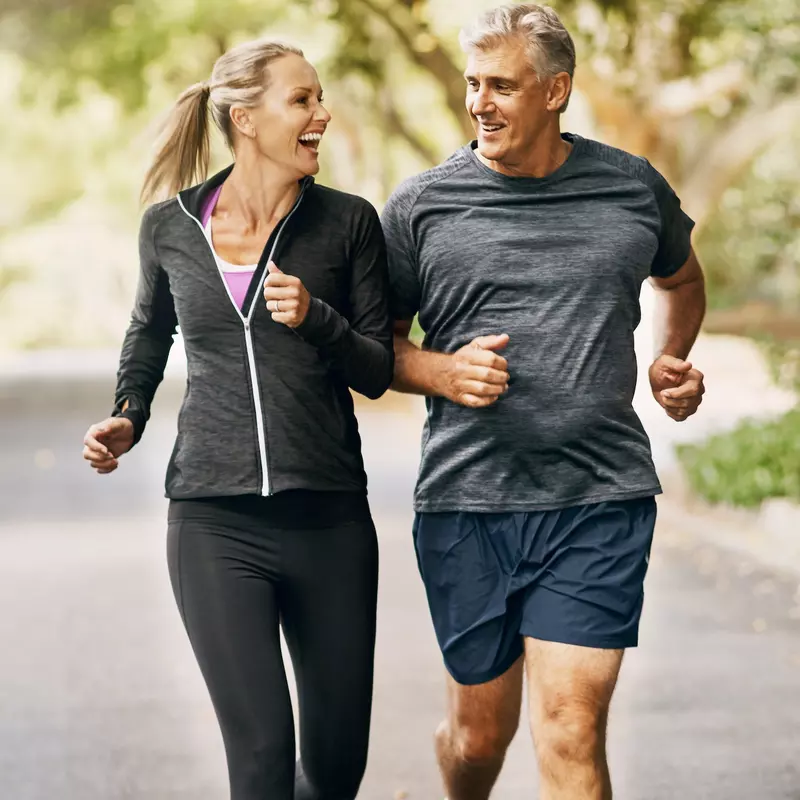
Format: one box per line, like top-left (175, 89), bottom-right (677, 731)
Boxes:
top-left (296, 97), bottom-right (309, 105)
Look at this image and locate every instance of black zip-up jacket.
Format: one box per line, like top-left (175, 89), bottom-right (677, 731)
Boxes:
top-left (112, 167), bottom-right (394, 499)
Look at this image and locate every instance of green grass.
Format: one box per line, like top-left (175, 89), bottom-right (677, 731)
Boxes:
top-left (676, 408), bottom-right (800, 508)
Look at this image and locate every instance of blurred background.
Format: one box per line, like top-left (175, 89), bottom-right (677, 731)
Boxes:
top-left (1, 0), bottom-right (799, 798)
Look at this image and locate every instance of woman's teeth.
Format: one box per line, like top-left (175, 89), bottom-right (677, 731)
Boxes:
top-left (299, 133), bottom-right (322, 144)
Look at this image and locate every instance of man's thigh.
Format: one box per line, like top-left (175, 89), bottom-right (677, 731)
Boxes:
top-left (524, 637), bottom-right (624, 725)
top-left (444, 656), bottom-right (525, 744)
top-left (519, 496), bottom-right (657, 650)
top-left (524, 637), bottom-right (624, 768)
top-left (413, 511), bottom-right (526, 685)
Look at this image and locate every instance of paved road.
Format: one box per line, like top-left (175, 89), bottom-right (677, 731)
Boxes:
top-left (1, 375), bottom-right (799, 799)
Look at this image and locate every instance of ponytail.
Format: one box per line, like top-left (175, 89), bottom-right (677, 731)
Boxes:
top-left (140, 39), bottom-right (304, 205)
top-left (140, 82), bottom-right (211, 205)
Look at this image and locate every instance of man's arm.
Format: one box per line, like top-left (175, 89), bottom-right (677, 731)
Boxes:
top-left (649, 246), bottom-right (706, 361)
top-left (392, 320), bottom-right (511, 408)
top-left (648, 247), bottom-right (707, 421)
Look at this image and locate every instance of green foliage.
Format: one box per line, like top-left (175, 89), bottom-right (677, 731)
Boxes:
top-left (699, 137), bottom-right (800, 312)
top-left (676, 409), bottom-right (800, 507)
top-left (2, 0), bottom-right (286, 110)
top-left (758, 337), bottom-right (800, 392)
top-left (0, 263), bottom-right (30, 295)
top-left (0, 0), bottom-right (799, 350)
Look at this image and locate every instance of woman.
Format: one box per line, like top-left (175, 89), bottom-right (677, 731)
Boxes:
top-left (81, 39), bottom-right (393, 800)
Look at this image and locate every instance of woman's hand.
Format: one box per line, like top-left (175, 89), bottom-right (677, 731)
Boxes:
top-left (263, 261), bottom-right (311, 328)
top-left (82, 417), bottom-right (134, 474)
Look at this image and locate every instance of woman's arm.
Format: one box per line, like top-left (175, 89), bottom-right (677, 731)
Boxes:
top-left (279, 204), bottom-right (394, 399)
top-left (112, 207), bottom-right (178, 444)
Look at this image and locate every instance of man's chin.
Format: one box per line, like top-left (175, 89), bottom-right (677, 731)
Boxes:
top-left (476, 141), bottom-right (505, 163)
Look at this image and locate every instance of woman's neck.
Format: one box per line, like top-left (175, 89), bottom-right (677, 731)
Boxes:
top-left (222, 159), bottom-right (301, 232)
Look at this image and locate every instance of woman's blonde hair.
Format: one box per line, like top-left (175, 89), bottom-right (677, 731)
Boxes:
top-left (140, 39), bottom-right (304, 205)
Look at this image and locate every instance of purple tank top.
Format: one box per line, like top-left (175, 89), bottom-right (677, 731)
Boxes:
top-left (201, 185), bottom-right (256, 311)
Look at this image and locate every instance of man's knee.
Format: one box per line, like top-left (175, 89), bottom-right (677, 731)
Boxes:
top-left (535, 697), bottom-right (607, 765)
top-left (440, 713), bottom-right (519, 765)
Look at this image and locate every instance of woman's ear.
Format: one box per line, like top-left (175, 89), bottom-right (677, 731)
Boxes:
top-left (230, 106), bottom-right (256, 138)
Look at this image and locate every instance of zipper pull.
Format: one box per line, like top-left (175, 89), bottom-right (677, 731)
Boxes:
top-left (244, 320), bottom-right (250, 331)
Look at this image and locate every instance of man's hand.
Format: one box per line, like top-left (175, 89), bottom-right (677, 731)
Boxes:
top-left (649, 354), bottom-right (705, 422)
top-left (263, 261), bottom-right (311, 328)
top-left (441, 334), bottom-right (510, 408)
top-left (82, 417), bottom-right (135, 474)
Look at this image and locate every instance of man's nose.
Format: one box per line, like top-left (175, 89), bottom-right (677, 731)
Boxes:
top-left (471, 87), bottom-right (493, 116)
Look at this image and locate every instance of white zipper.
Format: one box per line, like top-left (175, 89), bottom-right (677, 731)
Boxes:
top-left (177, 187), bottom-right (306, 496)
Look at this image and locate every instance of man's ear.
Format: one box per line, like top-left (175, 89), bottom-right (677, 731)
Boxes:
top-left (547, 72), bottom-right (572, 112)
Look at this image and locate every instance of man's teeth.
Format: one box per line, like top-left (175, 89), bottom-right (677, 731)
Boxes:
top-left (482, 124), bottom-right (503, 132)
top-left (299, 133), bottom-right (322, 143)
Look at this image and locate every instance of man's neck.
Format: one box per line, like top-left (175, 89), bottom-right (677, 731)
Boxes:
top-left (476, 128), bottom-right (571, 178)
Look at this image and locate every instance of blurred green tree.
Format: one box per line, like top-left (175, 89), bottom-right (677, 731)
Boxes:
top-left (5, 0), bottom-right (798, 228)
top-left (2, 0), bottom-right (799, 328)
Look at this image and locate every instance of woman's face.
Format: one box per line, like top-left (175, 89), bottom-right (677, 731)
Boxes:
top-left (237, 54), bottom-right (331, 179)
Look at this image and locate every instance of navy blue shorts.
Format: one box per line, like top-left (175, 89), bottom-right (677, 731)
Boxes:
top-left (413, 497), bottom-right (657, 685)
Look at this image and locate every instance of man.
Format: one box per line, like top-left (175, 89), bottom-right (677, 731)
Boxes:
top-left (381, 4), bottom-right (706, 799)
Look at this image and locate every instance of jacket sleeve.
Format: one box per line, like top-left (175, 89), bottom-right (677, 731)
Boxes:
top-left (294, 202), bottom-right (394, 399)
top-left (111, 206), bottom-right (178, 445)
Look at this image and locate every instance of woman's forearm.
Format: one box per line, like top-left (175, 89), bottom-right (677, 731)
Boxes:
top-left (295, 297), bottom-right (393, 399)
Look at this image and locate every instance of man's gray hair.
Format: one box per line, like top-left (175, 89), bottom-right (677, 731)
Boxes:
top-left (459, 4), bottom-right (576, 111)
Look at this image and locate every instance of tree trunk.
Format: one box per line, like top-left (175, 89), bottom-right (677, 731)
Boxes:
top-left (352, 0), bottom-right (472, 139)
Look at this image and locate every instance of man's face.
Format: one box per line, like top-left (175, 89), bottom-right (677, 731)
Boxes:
top-left (464, 38), bottom-right (552, 171)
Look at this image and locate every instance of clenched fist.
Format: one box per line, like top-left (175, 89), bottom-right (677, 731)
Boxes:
top-left (263, 261), bottom-right (311, 328)
top-left (82, 417), bottom-right (134, 474)
top-left (442, 334), bottom-right (511, 408)
top-left (649, 354), bottom-right (705, 422)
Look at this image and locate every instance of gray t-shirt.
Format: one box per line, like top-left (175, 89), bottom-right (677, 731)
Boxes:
top-left (381, 133), bottom-right (695, 513)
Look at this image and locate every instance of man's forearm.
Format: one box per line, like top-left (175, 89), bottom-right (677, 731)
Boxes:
top-left (391, 334), bottom-right (447, 397)
top-left (652, 276), bottom-right (706, 360)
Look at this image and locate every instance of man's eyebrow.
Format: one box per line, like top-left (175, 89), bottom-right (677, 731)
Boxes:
top-left (463, 73), bottom-right (519, 86)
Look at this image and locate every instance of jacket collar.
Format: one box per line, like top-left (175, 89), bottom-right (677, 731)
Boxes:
top-left (177, 165), bottom-right (315, 222)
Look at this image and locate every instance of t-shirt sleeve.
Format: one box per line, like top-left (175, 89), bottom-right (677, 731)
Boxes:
top-left (646, 162), bottom-right (696, 278)
top-left (380, 184), bottom-right (421, 321)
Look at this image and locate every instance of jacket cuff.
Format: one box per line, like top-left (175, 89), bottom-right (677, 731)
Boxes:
top-left (294, 297), bottom-right (345, 347)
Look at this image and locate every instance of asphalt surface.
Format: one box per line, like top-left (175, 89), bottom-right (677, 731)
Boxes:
top-left (1, 375), bottom-right (799, 799)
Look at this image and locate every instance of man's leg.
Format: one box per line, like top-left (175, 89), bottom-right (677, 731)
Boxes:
top-left (436, 657), bottom-right (524, 800)
top-left (525, 639), bottom-right (624, 800)
top-left (412, 511), bottom-right (532, 799)
top-left (516, 497), bottom-right (656, 799)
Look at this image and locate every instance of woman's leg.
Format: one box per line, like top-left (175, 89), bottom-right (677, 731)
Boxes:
top-left (280, 518), bottom-right (379, 800)
top-left (167, 509), bottom-right (295, 800)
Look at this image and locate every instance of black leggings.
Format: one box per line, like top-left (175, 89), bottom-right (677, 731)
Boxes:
top-left (166, 493), bottom-right (378, 800)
